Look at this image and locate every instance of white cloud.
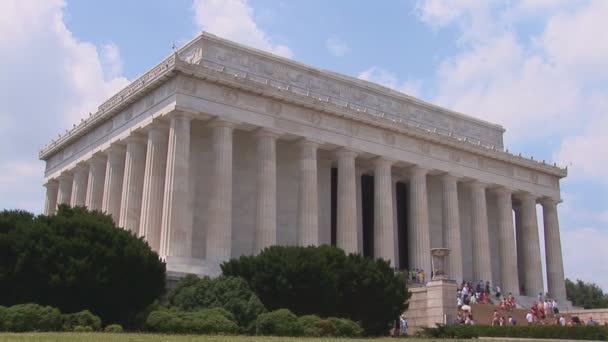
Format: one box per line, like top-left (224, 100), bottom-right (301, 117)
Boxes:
top-left (0, 0), bottom-right (128, 213)
top-left (357, 66), bottom-right (422, 97)
top-left (325, 35), bottom-right (349, 57)
top-left (192, 0), bottom-right (293, 58)
top-left (562, 227), bottom-right (608, 291)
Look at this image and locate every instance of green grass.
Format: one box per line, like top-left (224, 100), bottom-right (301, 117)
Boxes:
top-left (0, 333), bottom-right (478, 342)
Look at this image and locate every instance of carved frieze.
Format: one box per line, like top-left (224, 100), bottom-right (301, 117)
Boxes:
top-left (265, 100), bottom-right (282, 116)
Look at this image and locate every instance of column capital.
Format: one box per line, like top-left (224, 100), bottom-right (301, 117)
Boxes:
top-left (57, 172), bottom-right (73, 181)
top-left (105, 144), bottom-right (126, 155)
top-left (468, 180), bottom-right (488, 190)
top-left (296, 138), bottom-right (322, 149)
top-left (168, 111), bottom-right (195, 121)
top-left (146, 120), bottom-right (169, 134)
top-left (539, 197), bottom-right (560, 207)
top-left (254, 127), bottom-right (283, 139)
top-left (372, 156), bottom-right (395, 167)
top-left (335, 148), bottom-right (358, 159)
top-left (44, 179), bottom-right (59, 189)
top-left (71, 162), bottom-right (89, 174)
top-left (409, 165), bottom-right (429, 177)
top-left (87, 154), bottom-right (107, 168)
top-left (207, 118), bottom-right (239, 129)
top-left (491, 186), bottom-right (515, 196)
top-left (124, 133), bottom-right (147, 145)
top-left (440, 172), bottom-right (461, 183)
top-left (516, 192), bottom-right (538, 202)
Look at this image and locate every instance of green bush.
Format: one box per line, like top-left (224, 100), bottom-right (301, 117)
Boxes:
top-left (0, 206), bottom-right (166, 327)
top-left (222, 245), bottom-right (408, 335)
top-left (0, 305), bottom-right (7, 331)
top-left (62, 310), bottom-right (102, 331)
top-left (420, 324), bottom-right (608, 341)
top-left (169, 275), bottom-right (265, 332)
top-left (145, 308), bottom-right (238, 334)
top-left (3, 303), bottom-right (62, 332)
top-left (256, 309), bottom-right (299, 336)
top-left (328, 317), bottom-right (364, 337)
top-left (72, 325), bottom-right (93, 332)
top-left (104, 324), bottom-right (124, 333)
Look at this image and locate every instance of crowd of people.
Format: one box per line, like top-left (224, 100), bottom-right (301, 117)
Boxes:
top-left (457, 280), bottom-right (497, 307)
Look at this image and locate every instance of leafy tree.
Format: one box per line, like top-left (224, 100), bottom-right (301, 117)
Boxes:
top-left (169, 274), bottom-right (266, 332)
top-left (0, 205), bottom-right (166, 327)
top-left (221, 245), bottom-right (409, 336)
top-left (566, 278), bottom-right (608, 309)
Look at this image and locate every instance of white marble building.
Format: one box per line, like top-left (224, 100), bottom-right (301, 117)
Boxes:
top-left (40, 33), bottom-right (567, 300)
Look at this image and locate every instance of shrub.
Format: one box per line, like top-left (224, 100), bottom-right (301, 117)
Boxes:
top-left (169, 275), bottom-right (265, 332)
top-left (145, 308), bottom-right (238, 334)
top-left (420, 324), bottom-right (608, 341)
top-left (104, 324), bottom-right (124, 333)
top-left (297, 315), bottom-right (338, 337)
top-left (3, 303), bottom-right (62, 332)
top-left (328, 317), bottom-right (364, 337)
top-left (256, 309), bottom-right (299, 336)
top-left (73, 325), bottom-right (93, 332)
top-left (0, 206), bottom-right (166, 327)
top-left (222, 245), bottom-right (409, 335)
top-left (62, 310), bottom-right (102, 331)
top-left (0, 305), bottom-right (7, 331)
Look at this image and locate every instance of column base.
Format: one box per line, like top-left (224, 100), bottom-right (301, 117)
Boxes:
top-left (165, 256), bottom-right (223, 279)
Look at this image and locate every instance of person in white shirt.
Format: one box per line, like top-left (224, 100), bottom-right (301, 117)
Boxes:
top-left (552, 299), bottom-right (558, 314)
top-left (559, 315), bottom-right (566, 326)
top-left (526, 312), bottom-right (534, 324)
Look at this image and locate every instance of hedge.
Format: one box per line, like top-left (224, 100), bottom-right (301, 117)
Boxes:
top-left (62, 310), bottom-right (102, 331)
top-left (104, 324), bottom-right (124, 333)
top-left (0, 303), bottom-right (63, 332)
top-left (420, 324), bottom-right (608, 340)
top-left (145, 308), bottom-right (239, 334)
top-left (256, 309), bottom-right (299, 336)
top-left (255, 309), bottom-right (363, 337)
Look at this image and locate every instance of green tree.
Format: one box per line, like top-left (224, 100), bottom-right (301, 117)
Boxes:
top-left (565, 278), bottom-right (608, 309)
top-left (221, 245), bottom-right (409, 336)
top-left (0, 205), bottom-right (166, 327)
top-left (169, 274), bottom-right (266, 332)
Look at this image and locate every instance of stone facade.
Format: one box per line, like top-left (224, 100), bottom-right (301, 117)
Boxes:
top-left (40, 33), bottom-right (568, 302)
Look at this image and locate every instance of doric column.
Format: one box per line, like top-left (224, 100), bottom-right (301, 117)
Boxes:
top-left (519, 193), bottom-right (544, 296)
top-left (409, 166), bottom-right (431, 273)
top-left (441, 173), bottom-right (463, 283)
top-left (101, 145), bottom-right (126, 223)
top-left (470, 181), bottom-right (492, 283)
top-left (374, 157), bottom-right (395, 265)
top-left (206, 120), bottom-right (235, 261)
top-left (139, 123), bottom-right (169, 252)
top-left (495, 187), bottom-right (520, 295)
top-left (541, 198), bottom-right (566, 300)
top-left (70, 165), bottom-right (89, 207)
top-left (56, 173), bottom-right (73, 207)
top-left (254, 129), bottom-right (279, 253)
top-left (43, 180), bottom-right (59, 215)
top-left (297, 139), bottom-right (320, 246)
top-left (85, 156), bottom-right (106, 211)
top-left (119, 134), bottom-right (147, 234)
top-left (160, 113), bottom-right (193, 258)
top-left (336, 148), bottom-right (358, 254)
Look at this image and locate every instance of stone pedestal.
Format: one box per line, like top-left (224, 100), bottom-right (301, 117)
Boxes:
top-left (403, 279), bottom-right (458, 332)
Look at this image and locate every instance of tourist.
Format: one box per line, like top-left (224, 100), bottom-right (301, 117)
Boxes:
top-left (470, 293), bottom-right (477, 304)
top-left (492, 310), bottom-right (500, 326)
top-left (400, 314), bottom-right (408, 335)
top-left (531, 302), bottom-right (538, 319)
top-left (559, 315), bottom-right (566, 326)
top-left (537, 292), bottom-right (544, 303)
top-left (508, 315), bottom-right (517, 325)
top-left (495, 284), bottom-right (502, 299)
top-left (526, 311), bottom-right (534, 324)
top-left (552, 299), bottom-right (559, 314)
top-left (539, 302), bottom-right (546, 320)
top-left (485, 281), bottom-right (491, 295)
top-left (587, 316), bottom-right (598, 326)
top-left (420, 269), bottom-right (425, 283)
top-left (499, 316), bottom-right (505, 326)
top-left (508, 293), bottom-right (516, 308)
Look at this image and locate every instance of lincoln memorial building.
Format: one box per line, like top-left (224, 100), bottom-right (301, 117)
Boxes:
top-left (39, 33), bottom-right (567, 302)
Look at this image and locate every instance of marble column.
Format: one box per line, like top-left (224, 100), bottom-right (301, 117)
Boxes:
top-left (495, 187), bottom-right (520, 295)
top-left (254, 129), bottom-right (279, 253)
top-left (374, 157), bottom-right (396, 265)
top-left (56, 173), bottom-right (73, 207)
top-left (139, 123), bottom-right (169, 252)
top-left (336, 148), bottom-right (358, 254)
top-left (85, 156), bottom-right (106, 211)
top-left (70, 165), bottom-right (89, 207)
top-left (119, 134), bottom-right (147, 234)
top-left (470, 181), bottom-right (492, 283)
top-left (514, 204), bottom-right (526, 293)
top-left (160, 113), bottom-right (193, 258)
top-left (519, 193), bottom-right (544, 296)
top-left (541, 198), bottom-right (566, 300)
top-left (409, 166), bottom-right (431, 273)
top-left (101, 145), bottom-right (126, 223)
top-left (297, 139), bottom-right (320, 246)
top-left (43, 180), bottom-right (59, 215)
top-left (206, 120), bottom-right (234, 261)
top-left (441, 173), bottom-right (463, 283)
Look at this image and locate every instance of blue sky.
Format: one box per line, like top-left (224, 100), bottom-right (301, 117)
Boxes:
top-left (1, 0), bottom-right (606, 291)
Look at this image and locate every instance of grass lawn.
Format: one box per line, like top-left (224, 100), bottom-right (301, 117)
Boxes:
top-left (0, 333), bottom-right (478, 342)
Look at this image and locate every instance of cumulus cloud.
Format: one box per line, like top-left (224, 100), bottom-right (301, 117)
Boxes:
top-left (192, 0), bottom-right (293, 58)
top-left (0, 0), bottom-right (129, 213)
top-left (358, 66), bottom-right (422, 97)
top-left (325, 35), bottom-right (349, 57)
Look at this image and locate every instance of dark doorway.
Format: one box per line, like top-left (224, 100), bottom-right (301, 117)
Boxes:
top-left (361, 174), bottom-right (374, 258)
top-left (396, 182), bottom-right (409, 269)
top-left (330, 167), bottom-right (337, 246)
